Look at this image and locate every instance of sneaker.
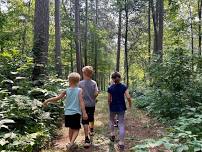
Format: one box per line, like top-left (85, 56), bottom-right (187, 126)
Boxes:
top-left (114, 120), bottom-right (119, 127)
top-left (71, 144), bottom-right (78, 149)
top-left (115, 144), bottom-right (124, 151)
top-left (110, 135), bottom-right (115, 142)
top-left (89, 131), bottom-right (94, 136)
top-left (84, 137), bottom-right (91, 148)
top-left (66, 143), bottom-right (73, 150)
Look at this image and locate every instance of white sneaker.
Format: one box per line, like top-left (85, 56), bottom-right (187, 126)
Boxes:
top-left (66, 143), bottom-right (73, 150)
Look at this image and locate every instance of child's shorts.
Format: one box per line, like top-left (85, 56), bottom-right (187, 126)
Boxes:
top-left (82, 107), bottom-right (95, 125)
top-left (65, 114), bottom-right (81, 129)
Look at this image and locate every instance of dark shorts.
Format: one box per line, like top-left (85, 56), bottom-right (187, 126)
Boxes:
top-left (82, 107), bottom-right (95, 125)
top-left (65, 114), bottom-right (81, 129)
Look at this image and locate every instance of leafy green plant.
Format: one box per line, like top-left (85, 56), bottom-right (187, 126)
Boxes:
top-left (133, 48), bottom-right (202, 151)
top-left (0, 50), bottom-right (33, 82)
top-left (0, 93), bottom-right (63, 151)
top-left (139, 48), bottom-right (202, 119)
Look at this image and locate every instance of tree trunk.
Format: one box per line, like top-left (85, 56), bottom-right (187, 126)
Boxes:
top-left (75, 0), bottom-right (82, 74)
top-left (63, 0), bottom-right (74, 72)
top-left (198, 0), bottom-right (202, 56)
top-left (84, 0), bottom-right (88, 66)
top-left (21, 1), bottom-right (31, 54)
top-left (32, 0), bottom-right (49, 81)
top-left (158, 0), bottom-right (163, 61)
top-left (94, 0), bottom-right (98, 81)
top-left (189, 1), bottom-right (194, 55)
top-left (124, 0), bottom-right (129, 86)
top-left (151, 0), bottom-right (158, 54)
top-left (70, 37), bottom-right (74, 72)
top-left (151, 0), bottom-right (163, 62)
top-left (70, 0), bottom-right (74, 72)
top-left (148, 0), bottom-right (151, 63)
top-left (55, 0), bottom-right (62, 77)
top-left (116, 0), bottom-right (122, 72)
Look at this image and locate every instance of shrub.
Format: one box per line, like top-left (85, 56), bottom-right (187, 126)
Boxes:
top-left (133, 48), bottom-right (202, 151)
top-left (0, 94), bottom-right (63, 151)
top-left (140, 48), bottom-right (202, 119)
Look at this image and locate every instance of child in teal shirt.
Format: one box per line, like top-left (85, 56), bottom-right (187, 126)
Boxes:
top-left (43, 72), bottom-right (88, 150)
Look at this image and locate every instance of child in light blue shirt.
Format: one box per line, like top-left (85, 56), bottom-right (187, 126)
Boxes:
top-left (43, 72), bottom-right (88, 150)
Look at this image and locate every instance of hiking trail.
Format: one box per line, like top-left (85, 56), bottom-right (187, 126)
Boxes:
top-left (42, 93), bottom-right (165, 152)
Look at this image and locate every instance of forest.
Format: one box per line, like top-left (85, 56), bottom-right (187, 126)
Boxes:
top-left (0, 0), bottom-right (202, 151)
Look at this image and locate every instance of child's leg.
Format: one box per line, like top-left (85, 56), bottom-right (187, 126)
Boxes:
top-left (69, 128), bottom-right (73, 142)
top-left (70, 129), bottom-right (79, 145)
top-left (117, 112), bottom-right (125, 145)
top-left (89, 107), bottom-right (95, 132)
top-left (89, 121), bottom-right (94, 129)
top-left (109, 112), bottom-right (116, 136)
top-left (83, 124), bottom-right (89, 137)
top-left (89, 121), bottom-right (94, 133)
top-left (82, 107), bottom-right (91, 138)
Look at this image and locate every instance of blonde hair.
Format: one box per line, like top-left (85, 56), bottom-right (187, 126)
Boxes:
top-left (68, 72), bottom-right (81, 84)
top-left (82, 66), bottom-right (94, 78)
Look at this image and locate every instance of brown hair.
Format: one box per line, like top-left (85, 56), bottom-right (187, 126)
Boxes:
top-left (111, 72), bottom-right (121, 83)
top-left (82, 66), bottom-right (94, 78)
top-left (68, 72), bottom-right (81, 85)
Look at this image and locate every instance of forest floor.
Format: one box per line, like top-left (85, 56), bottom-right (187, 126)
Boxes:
top-left (42, 93), bottom-right (166, 152)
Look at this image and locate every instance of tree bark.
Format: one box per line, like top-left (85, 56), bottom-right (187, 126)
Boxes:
top-left (116, 0), bottom-right (122, 72)
top-left (198, 0), bottom-right (202, 56)
top-left (21, 1), bottom-right (31, 54)
top-left (148, 0), bottom-right (151, 63)
top-left (158, 0), bottom-right (163, 61)
top-left (94, 0), bottom-right (98, 80)
top-left (189, 1), bottom-right (194, 55)
top-left (151, 0), bottom-right (158, 54)
top-left (70, 0), bottom-right (74, 72)
top-left (62, 0), bottom-right (74, 72)
top-left (55, 0), bottom-right (62, 77)
top-left (151, 0), bottom-right (163, 62)
top-left (124, 0), bottom-right (129, 86)
top-left (84, 0), bottom-right (88, 66)
top-left (70, 37), bottom-right (74, 72)
top-left (32, 0), bottom-right (49, 81)
top-left (75, 0), bottom-right (82, 74)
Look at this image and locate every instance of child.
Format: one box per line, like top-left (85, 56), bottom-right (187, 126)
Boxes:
top-left (79, 66), bottom-right (99, 147)
top-left (109, 81), bottom-right (119, 128)
top-left (43, 72), bottom-right (88, 150)
top-left (107, 72), bottom-right (132, 151)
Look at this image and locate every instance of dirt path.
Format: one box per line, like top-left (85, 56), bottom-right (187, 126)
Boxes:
top-left (42, 93), bottom-right (165, 152)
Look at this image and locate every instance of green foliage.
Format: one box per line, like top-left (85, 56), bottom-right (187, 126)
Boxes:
top-left (0, 64), bottom-right (64, 151)
top-left (133, 48), bottom-right (202, 151)
top-left (138, 48), bottom-right (202, 119)
top-left (134, 89), bottom-right (154, 109)
top-left (0, 93), bottom-right (62, 151)
top-left (150, 48), bottom-right (192, 92)
top-left (0, 50), bottom-right (33, 82)
top-left (132, 110), bottom-right (202, 152)
top-left (0, 96), bottom-right (44, 151)
top-left (43, 77), bottom-right (68, 93)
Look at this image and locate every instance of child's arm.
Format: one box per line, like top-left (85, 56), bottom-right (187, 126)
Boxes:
top-left (108, 93), bottom-right (112, 105)
top-left (79, 89), bottom-right (88, 120)
top-left (43, 91), bottom-right (66, 106)
top-left (94, 82), bottom-right (99, 98)
top-left (95, 91), bottom-right (99, 98)
top-left (125, 89), bottom-right (132, 108)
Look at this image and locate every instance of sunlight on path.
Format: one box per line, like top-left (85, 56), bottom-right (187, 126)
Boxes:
top-left (42, 93), bottom-right (165, 152)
